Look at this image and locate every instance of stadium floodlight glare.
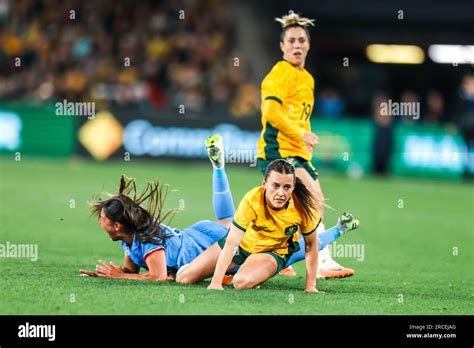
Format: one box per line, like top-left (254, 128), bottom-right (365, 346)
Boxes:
top-left (366, 44), bottom-right (425, 64)
top-left (428, 45), bottom-right (474, 64)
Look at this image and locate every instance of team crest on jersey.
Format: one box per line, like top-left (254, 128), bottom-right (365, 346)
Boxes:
top-left (284, 224), bottom-right (298, 235)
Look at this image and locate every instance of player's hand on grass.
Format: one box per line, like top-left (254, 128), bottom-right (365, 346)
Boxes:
top-left (304, 285), bottom-right (323, 293)
top-left (95, 260), bottom-right (125, 279)
top-left (79, 269), bottom-right (98, 277)
top-left (207, 282), bottom-right (224, 291)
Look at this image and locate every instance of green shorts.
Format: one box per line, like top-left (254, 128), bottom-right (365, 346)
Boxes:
top-left (257, 156), bottom-right (319, 180)
top-left (217, 235), bottom-right (300, 273)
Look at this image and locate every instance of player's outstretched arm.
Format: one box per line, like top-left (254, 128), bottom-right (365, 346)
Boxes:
top-left (302, 231), bottom-right (319, 292)
top-left (95, 250), bottom-right (171, 281)
top-left (208, 225), bottom-right (244, 290)
top-left (80, 255), bottom-right (139, 277)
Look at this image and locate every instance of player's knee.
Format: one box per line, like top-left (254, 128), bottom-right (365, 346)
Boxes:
top-left (176, 265), bottom-right (196, 284)
top-left (175, 271), bottom-right (194, 284)
top-left (233, 274), bottom-right (255, 289)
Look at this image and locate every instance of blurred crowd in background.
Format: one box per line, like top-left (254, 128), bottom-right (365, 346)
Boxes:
top-left (0, 0), bottom-right (258, 117)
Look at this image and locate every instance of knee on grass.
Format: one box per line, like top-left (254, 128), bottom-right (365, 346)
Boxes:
top-left (175, 265), bottom-right (200, 284)
top-left (232, 274), bottom-right (259, 289)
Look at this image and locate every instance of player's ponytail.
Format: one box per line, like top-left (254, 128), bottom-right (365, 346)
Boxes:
top-left (90, 175), bottom-right (179, 245)
top-left (263, 159), bottom-right (318, 221)
top-left (293, 176), bottom-right (318, 220)
top-left (276, 10), bottom-right (315, 42)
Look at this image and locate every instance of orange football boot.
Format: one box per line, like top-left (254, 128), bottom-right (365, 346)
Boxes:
top-left (279, 265), bottom-right (297, 276)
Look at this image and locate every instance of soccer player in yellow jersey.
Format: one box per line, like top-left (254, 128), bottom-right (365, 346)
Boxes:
top-left (176, 135), bottom-right (360, 290)
top-left (257, 11), bottom-right (354, 278)
top-left (181, 159), bottom-right (320, 291)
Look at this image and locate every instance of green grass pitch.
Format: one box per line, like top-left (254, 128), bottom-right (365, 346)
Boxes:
top-left (0, 156), bottom-right (472, 315)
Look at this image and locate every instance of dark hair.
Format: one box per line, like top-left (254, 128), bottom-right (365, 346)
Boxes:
top-left (280, 24), bottom-right (311, 43)
top-left (263, 159), bottom-right (318, 220)
top-left (90, 175), bottom-right (178, 245)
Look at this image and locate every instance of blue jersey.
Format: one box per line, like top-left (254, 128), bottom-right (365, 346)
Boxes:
top-left (121, 220), bottom-right (227, 273)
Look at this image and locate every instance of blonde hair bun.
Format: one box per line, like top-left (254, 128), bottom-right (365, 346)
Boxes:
top-left (275, 10), bottom-right (315, 28)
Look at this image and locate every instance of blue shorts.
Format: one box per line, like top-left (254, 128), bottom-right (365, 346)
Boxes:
top-left (165, 220), bottom-right (228, 272)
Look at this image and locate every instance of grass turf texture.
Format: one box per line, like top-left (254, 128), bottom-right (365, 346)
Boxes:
top-left (0, 156), bottom-right (472, 315)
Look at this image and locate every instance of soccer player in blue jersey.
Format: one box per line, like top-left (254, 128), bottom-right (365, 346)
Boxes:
top-left (80, 134), bottom-right (358, 283)
top-left (79, 171), bottom-right (235, 281)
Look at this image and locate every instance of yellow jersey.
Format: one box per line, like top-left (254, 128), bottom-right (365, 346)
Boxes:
top-left (232, 186), bottom-right (320, 255)
top-left (257, 60), bottom-right (315, 161)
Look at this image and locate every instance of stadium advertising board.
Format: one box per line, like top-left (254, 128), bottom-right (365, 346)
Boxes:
top-left (392, 123), bottom-right (468, 179)
top-left (76, 108), bottom-right (471, 179)
top-left (311, 118), bottom-right (374, 177)
top-left (77, 109), bottom-right (375, 175)
top-left (2, 102), bottom-right (468, 180)
top-left (0, 103), bottom-right (76, 157)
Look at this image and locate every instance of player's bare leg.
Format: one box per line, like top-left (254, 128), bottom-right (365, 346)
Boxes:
top-left (232, 253), bottom-right (278, 289)
top-left (176, 243), bottom-right (238, 284)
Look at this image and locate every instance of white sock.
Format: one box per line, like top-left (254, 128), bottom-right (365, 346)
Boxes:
top-left (318, 245), bottom-right (331, 262)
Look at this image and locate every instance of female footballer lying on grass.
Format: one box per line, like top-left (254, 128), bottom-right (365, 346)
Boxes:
top-left (79, 168), bottom-right (235, 281)
top-left (80, 134), bottom-right (359, 285)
